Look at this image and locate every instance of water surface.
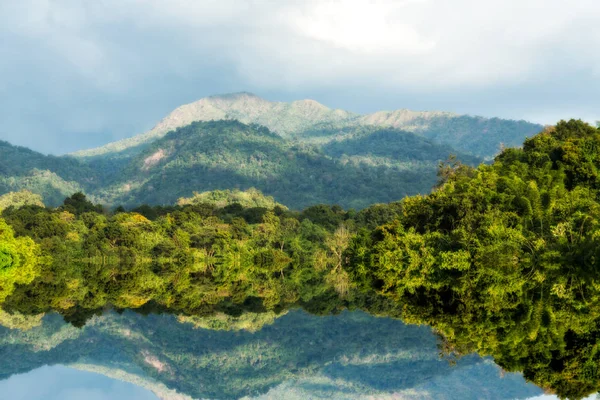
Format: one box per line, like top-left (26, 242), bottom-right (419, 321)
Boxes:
top-left (0, 309), bottom-right (546, 399)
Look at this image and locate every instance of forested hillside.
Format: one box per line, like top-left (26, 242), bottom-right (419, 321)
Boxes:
top-left (92, 120), bottom-right (478, 209)
top-left (360, 112), bottom-right (546, 158)
top-left (0, 141), bottom-right (91, 206)
top-left (0, 120), bottom-right (481, 209)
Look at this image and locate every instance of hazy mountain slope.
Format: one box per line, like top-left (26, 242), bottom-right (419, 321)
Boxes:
top-left (0, 141), bottom-right (94, 206)
top-left (91, 120), bottom-right (473, 209)
top-left (360, 112), bottom-right (544, 158)
top-left (72, 92), bottom-right (543, 160)
top-left (321, 126), bottom-right (481, 164)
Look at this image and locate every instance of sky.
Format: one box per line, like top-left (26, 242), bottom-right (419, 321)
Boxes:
top-left (1, 0), bottom-right (599, 154)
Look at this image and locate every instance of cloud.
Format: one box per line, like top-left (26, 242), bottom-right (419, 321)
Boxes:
top-left (0, 0), bottom-right (599, 153)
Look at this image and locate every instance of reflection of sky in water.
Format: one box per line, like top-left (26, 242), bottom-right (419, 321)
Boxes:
top-left (0, 363), bottom-right (551, 400)
top-left (0, 365), bottom-right (157, 400)
top-left (0, 365), bottom-right (588, 400)
top-left (528, 397), bottom-right (598, 400)
top-left (1, 363), bottom-right (593, 400)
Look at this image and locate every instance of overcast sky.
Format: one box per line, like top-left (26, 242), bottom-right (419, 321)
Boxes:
top-left (1, 0), bottom-right (599, 154)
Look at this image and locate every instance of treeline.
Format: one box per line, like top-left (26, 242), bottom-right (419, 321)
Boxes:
top-left (1, 119), bottom-right (600, 398)
top-left (0, 188), bottom-right (404, 327)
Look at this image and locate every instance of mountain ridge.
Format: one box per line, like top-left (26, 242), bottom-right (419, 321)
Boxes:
top-left (71, 92), bottom-right (542, 159)
top-left (71, 92), bottom-right (358, 159)
top-left (0, 92), bottom-right (547, 209)
top-left (90, 120), bottom-right (470, 209)
top-left (0, 120), bottom-right (480, 209)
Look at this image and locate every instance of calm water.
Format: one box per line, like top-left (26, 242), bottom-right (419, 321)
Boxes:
top-left (0, 309), bottom-right (553, 400)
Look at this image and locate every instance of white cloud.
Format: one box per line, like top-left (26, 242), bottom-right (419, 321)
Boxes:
top-left (286, 0), bottom-right (435, 54)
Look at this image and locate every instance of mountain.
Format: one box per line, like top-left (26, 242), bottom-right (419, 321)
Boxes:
top-left (0, 93), bottom-right (546, 208)
top-left (359, 111), bottom-right (545, 159)
top-left (72, 92), bottom-right (543, 160)
top-left (72, 92), bottom-right (357, 159)
top-left (88, 120), bottom-right (479, 209)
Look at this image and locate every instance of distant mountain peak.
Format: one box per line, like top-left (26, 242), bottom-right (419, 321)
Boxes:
top-left (71, 93), bottom-right (543, 160)
top-left (205, 91), bottom-right (269, 107)
top-left (71, 93), bottom-right (352, 158)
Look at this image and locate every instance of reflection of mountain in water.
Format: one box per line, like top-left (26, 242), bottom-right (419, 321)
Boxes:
top-left (0, 310), bottom-right (542, 400)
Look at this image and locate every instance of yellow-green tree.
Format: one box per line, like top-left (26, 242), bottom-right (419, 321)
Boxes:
top-left (0, 218), bottom-right (40, 303)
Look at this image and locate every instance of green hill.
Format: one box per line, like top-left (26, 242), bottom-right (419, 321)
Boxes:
top-left (0, 141), bottom-right (94, 206)
top-left (177, 188), bottom-right (287, 210)
top-left (89, 120), bottom-right (476, 209)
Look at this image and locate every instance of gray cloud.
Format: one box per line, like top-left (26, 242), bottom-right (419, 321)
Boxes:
top-left (0, 0), bottom-right (598, 154)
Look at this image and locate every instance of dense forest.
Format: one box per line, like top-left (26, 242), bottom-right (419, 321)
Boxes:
top-left (0, 141), bottom-right (87, 205)
top-left (1, 119), bottom-right (599, 398)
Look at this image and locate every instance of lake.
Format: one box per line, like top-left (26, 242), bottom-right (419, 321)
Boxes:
top-left (0, 308), bottom-right (550, 399)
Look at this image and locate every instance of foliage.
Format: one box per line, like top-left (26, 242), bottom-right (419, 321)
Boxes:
top-left (0, 190), bottom-right (44, 211)
top-left (1, 190), bottom-right (399, 323)
top-left (0, 218), bottom-right (40, 303)
top-left (346, 119), bottom-right (600, 399)
top-left (177, 188), bottom-right (286, 210)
